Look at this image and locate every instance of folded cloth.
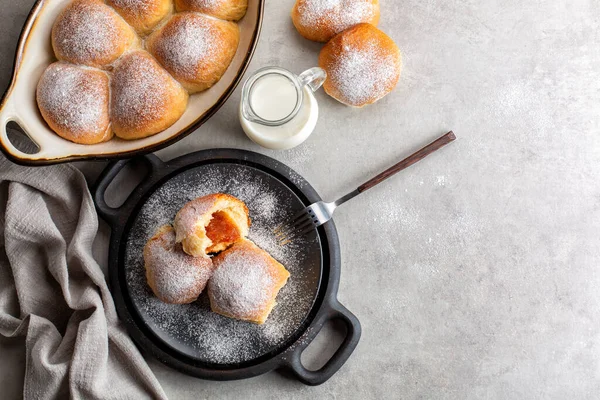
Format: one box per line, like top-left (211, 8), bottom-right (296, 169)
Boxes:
top-left (0, 155), bottom-right (166, 399)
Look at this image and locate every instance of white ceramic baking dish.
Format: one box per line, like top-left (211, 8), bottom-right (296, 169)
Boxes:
top-left (0, 0), bottom-right (264, 165)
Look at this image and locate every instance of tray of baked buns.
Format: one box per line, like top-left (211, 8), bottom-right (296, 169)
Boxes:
top-left (0, 0), bottom-right (263, 165)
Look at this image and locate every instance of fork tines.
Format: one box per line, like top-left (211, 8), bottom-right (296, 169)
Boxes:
top-left (273, 207), bottom-right (319, 245)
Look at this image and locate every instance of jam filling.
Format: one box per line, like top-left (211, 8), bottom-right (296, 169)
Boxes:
top-left (205, 211), bottom-right (241, 252)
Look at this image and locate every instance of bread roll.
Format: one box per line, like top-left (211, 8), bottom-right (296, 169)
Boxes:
top-left (173, 193), bottom-right (250, 257)
top-left (208, 239), bottom-right (290, 324)
top-left (144, 225), bottom-right (215, 304)
top-left (146, 12), bottom-right (240, 93)
top-left (106, 0), bottom-right (172, 35)
top-left (319, 23), bottom-right (401, 107)
top-left (110, 51), bottom-right (189, 140)
top-left (52, 0), bottom-right (137, 68)
top-left (175, 0), bottom-right (248, 21)
top-left (291, 0), bottom-right (379, 42)
top-left (36, 62), bottom-right (112, 145)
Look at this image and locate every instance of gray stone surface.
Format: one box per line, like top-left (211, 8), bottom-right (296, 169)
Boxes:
top-left (2, 0), bottom-right (600, 398)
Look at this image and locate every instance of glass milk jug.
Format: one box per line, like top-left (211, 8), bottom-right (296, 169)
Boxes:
top-left (239, 66), bottom-right (326, 150)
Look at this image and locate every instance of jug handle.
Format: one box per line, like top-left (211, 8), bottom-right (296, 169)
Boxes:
top-left (298, 67), bottom-right (327, 93)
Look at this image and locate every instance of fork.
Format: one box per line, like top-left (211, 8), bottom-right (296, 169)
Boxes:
top-left (275, 131), bottom-right (456, 244)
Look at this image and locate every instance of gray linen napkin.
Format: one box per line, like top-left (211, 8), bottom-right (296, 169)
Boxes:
top-left (0, 156), bottom-right (167, 400)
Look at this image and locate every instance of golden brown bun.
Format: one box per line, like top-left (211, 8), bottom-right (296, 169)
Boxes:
top-left (110, 51), bottom-right (189, 140)
top-left (144, 225), bottom-right (215, 304)
top-left (173, 193), bottom-right (250, 257)
top-left (146, 13), bottom-right (240, 93)
top-left (106, 0), bottom-right (172, 35)
top-left (291, 0), bottom-right (379, 42)
top-left (36, 62), bottom-right (112, 145)
top-left (319, 23), bottom-right (401, 107)
top-left (175, 0), bottom-right (248, 21)
top-left (208, 239), bottom-right (290, 324)
top-left (52, 0), bottom-right (138, 68)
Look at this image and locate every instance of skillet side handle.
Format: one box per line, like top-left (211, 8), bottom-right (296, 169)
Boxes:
top-left (93, 154), bottom-right (165, 226)
top-left (285, 299), bottom-right (361, 386)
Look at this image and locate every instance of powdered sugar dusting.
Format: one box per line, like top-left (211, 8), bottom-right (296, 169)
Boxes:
top-left (108, 0), bottom-right (153, 11)
top-left (298, 0), bottom-right (376, 33)
top-left (111, 51), bottom-right (179, 130)
top-left (329, 39), bottom-right (399, 106)
top-left (144, 226), bottom-right (214, 303)
top-left (52, 0), bottom-right (125, 66)
top-left (36, 63), bottom-right (109, 137)
top-left (173, 197), bottom-right (215, 239)
top-left (187, 0), bottom-right (225, 6)
top-left (124, 163), bottom-right (320, 364)
top-left (209, 240), bottom-right (286, 320)
top-left (151, 13), bottom-right (223, 79)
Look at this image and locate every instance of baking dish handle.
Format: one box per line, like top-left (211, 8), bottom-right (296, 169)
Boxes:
top-left (93, 154), bottom-right (165, 226)
top-left (285, 298), bottom-right (361, 386)
top-left (0, 105), bottom-right (43, 163)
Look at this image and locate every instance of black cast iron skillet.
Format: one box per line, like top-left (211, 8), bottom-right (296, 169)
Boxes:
top-left (92, 149), bottom-right (361, 385)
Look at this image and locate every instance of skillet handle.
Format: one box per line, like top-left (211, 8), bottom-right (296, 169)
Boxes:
top-left (93, 154), bottom-right (165, 226)
top-left (285, 299), bottom-right (361, 386)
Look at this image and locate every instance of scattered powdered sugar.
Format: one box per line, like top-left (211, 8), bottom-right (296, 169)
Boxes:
top-left (330, 39), bottom-right (399, 106)
top-left (144, 226), bottom-right (214, 303)
top-left (151, 13), bottom-right (223, 79)
top-left (37, 63), bottom-right (108, 137)
top-left (124, 163), bottom-right (319, 364)
top-left (53, 0), bottom-right (124, 66)
top-left (298, 0), bottom-right (376, 34)
top-left (250, 190), bottom-right (279, 222)
top-left (111, 52), bottom-right (175, 129)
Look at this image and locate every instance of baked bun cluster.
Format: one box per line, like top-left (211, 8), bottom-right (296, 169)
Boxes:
top-left (291, 0), bottom-right (402, 107)
top-left (144, 194), bottom-right (289, 325)
top-left (38, 0), bottom-right (246, 144)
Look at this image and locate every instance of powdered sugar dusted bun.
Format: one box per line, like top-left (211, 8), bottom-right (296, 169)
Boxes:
top-left (319, 23), bottom-right (401, 107)
top-left (173, 193), bottom-right (250, 257)
top-left (106, 0), bottom-right (173, 35)
top-left (146, 12), bottom-right (240, 93)
top-left (291, 0), bottom-right (379, 42)
top-left (208, 239), bottom-right (290, 324)
top-left (175, 0), bottom-right (248, 21)
top-left (36, 62), bottom-right (112, 145)
top-left (144, 225), bottom-right (215, 304)
top-left (51, 0), bottom-right (137, 68)
top-left (111, 51), bottom-right (189, 140)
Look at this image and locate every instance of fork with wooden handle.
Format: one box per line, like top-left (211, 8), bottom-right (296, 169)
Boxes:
top-left (275, 131), bottom-right (456, 244)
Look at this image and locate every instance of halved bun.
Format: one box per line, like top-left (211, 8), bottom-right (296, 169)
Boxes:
top-left (173, 193), bottom-right (250, 257)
